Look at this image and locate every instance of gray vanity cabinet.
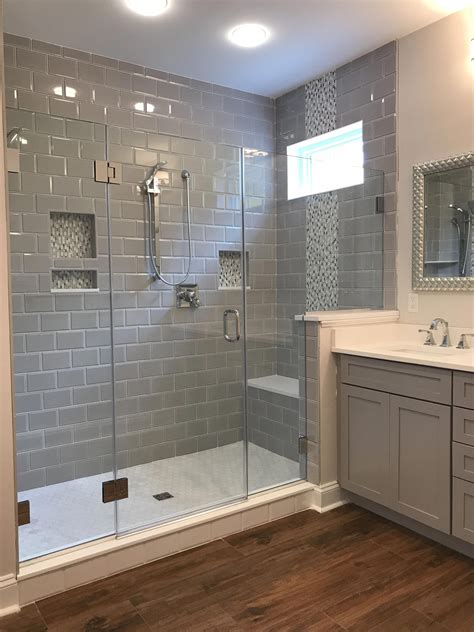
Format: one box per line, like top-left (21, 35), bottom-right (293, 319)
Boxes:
top-left (389, 395), bottom-right (450, 532)
top-left (339, 355), bottom-right (452, 535)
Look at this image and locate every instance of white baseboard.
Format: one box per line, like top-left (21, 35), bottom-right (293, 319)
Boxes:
top-left (0, 574), bottom-right (20, 617)
top-left (311, 481), bottom-right (347, 513)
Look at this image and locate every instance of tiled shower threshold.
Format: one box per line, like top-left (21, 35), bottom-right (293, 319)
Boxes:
top-left (19, 442), bottom-right (300, 561)
top-left (17, 480), bottom-right (316, 608)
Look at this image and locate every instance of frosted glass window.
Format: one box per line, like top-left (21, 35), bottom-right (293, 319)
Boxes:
top-left (287, 121), bottom-right (364, 200)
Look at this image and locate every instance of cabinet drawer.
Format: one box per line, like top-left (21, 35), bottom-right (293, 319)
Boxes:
top-left (453, 372), bottom-right (474, 410)
top-left (453, 407), bottom-right (474, 446)
top-left (340, 355), bottom-right (452, 404)
top-left (453, 442), bottom-right (474, 483)
top-left (452, 477), bottom-right (474, 544)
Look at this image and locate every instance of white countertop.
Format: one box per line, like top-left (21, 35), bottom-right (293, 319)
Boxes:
top-left (332, 342), bottom-right (474, 372)
top-left (332, 323), bottom-right (474, 372)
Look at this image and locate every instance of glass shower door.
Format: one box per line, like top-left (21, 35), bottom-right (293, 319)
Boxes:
top-left (7, 108), bottom-right (118, 560)
top-left (107, 132), bottom-right (247, 533)
top-left (244, 148), bottom-right (308, 492)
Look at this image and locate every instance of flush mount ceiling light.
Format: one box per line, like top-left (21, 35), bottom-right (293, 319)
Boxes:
top-left (125, 0), bottom-right (169, 16)
top-left (229, 23), bottom-right (269, 48)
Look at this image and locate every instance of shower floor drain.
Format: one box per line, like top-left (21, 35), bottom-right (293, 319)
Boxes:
top-left (153, 492), bottom-right (174, 501)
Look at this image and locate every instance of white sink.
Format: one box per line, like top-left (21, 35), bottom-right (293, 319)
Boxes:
top-left (391, 345), bottom-right (460, 356)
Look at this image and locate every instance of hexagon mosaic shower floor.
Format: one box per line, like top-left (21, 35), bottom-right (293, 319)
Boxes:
top-left (18, 442), bottom-right (300, 560)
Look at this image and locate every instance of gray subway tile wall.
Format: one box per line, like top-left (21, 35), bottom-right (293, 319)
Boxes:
top-left (274, 91), bottom-right (307, 380)
top-left (5, 33), bottom-right (281, 491)
top-left (335, 41), bottom-right (397, 309)
top-left (275, 43), bottom-right (397, 313)
top-left (5, 32), bottom-right (398, 494)
top-left (273, 43), bottom-right (399, 480)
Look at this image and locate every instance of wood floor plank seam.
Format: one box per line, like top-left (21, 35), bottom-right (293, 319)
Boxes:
top-left (409, 607), bottom-right (452, 632)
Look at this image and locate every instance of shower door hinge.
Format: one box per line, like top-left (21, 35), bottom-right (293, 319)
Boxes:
top-left (18, 500), bottom-right (30, 526)
top-left (375, 195), bottom-right (385, 214)
top-left (102, 477), bottom-right (129, 503)
top-left (298, 435), bottom-right (308, 454)
top-left (95, 160), bottom-right (122, 184)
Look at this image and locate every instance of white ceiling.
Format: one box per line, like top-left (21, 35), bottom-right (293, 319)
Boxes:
top-left (4, 0), bottom-right (468, 97)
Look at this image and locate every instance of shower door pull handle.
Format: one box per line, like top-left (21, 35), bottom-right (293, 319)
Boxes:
top-left (223, 309), bottom-right (240, 343)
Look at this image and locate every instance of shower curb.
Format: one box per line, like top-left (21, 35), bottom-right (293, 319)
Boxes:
top-left (15, 481), bottom-right (317, 608)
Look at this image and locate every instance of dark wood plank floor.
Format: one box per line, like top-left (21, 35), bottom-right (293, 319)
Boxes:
top-left (1, 504), bottom-right (473, 631)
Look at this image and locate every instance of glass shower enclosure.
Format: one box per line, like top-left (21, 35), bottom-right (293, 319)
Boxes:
top-left (8, 108), bottom-right (307, 560)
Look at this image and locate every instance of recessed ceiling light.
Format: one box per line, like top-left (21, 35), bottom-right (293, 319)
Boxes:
top-left (229, 24), bottom-right (269, 48)
top-left (125, 0), bottom-right (169, 16)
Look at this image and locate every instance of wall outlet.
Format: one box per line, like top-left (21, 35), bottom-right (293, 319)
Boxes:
top-left (408, 292), bottom-right (418, 313)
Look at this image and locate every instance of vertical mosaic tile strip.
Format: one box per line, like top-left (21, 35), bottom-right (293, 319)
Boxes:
top-left (51, 269), bottom-right (97, 290)
top-left (50, 212), bottom-right (96, 259)
top-left (305, 72), bottom-right (339, 311)
top-left (218, 250), bottom-right (249, 288)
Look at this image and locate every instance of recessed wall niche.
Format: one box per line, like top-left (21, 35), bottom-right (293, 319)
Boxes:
top-left (219, 250), bottom-right (250, 289)
top-left (51, 269), bottom-right (98, 291)
top-left (50, 211), bottom-right (96, 259)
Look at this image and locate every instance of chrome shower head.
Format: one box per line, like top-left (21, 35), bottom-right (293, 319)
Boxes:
top-left (145, 161), bottom-right (168, 187)
top-left (7, 127), bottom-right (25, 147)
top-left (449, 203), bottom-right (471, 221)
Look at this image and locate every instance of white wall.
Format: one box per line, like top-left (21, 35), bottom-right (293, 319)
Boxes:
top-left (0, 0), bottom-right (20, 615)
top-left (397, 8), bottom-right (474, 328)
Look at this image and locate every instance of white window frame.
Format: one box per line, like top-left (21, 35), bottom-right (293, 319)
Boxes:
top-left (286, 121), bottom-right (364, 200)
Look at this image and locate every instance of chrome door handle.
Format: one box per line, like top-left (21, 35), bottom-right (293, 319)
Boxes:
top-left (223, 308), bottom-right (240, 343)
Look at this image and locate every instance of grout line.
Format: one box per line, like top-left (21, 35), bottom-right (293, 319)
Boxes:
top-left (129, 600), bottom-right (154, 631)
top-left (33, 601), bottom-right (49, 630)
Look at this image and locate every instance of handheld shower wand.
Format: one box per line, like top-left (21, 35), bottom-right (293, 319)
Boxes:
top-left (449, 204), bottom-right (472, 277)
top-left (144, 161), bottom-right (168, 192)
top-left (143, 162), bottom-right (192, 287)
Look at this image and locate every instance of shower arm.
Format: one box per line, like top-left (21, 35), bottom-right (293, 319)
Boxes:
top-left (145, 168), bottom-right (192, 288)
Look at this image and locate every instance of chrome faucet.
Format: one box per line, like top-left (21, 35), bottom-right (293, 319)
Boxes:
top-left (418, 329), bottom-right (436, 346)
top-left (456, 333), bottom-right (474, 349)
top-left (176, 284), bottom-right (200, 309)
top-left (429, 317), bottom-right (451, 347)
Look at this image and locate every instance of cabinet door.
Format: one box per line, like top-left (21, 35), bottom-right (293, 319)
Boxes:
top-left (340, 385), bottom-right (390, 504)
top-left (452, 478), bottom-right (474, 544)
top-left (389, 395), bottom-right (450, 533)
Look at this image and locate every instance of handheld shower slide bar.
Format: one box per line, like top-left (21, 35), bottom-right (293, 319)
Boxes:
top-left (449, 203), bottom-right (472, 277)
top-left (143, 162), bottom-right (192, 287)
